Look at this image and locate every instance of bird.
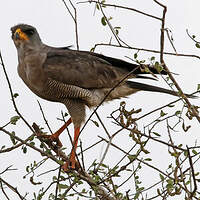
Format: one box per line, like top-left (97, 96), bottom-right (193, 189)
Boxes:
top-left (11, 24), bottom-right (193, 170)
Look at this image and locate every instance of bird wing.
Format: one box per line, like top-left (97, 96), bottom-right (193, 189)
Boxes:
top-left (43, 49), bottom-right (138, 89)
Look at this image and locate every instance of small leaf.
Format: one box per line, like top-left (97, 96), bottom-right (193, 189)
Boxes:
top-left (10, 116), bottom-right (20, 125)
top-left (159, 174), bottom-right (165, 181)
top-left (144, 158), bottom-right (152, 161)
top-left (192, 149), bottom-right (198, 155)
top-left (155, 62), bottom-right (163, 73)
top-left (175, 110), bottom-right (181, 116)
top-left (185, 180), bottom-right (190, 185)
top-left (195, 43), bottom-right (200, 48)
top-left (101, 16), bottom-right (107, 26)
top-left (197, 84), bottom-right (200, 91)
top-left (26, 166), bottom-right (29, 173)
top-left (96, 3), bottom-right (100, 10)
top-left (10, 131), bottom-right (17, 145)
top-left (144, 66), bottom-right (150, 73)
top-left (30, 142), bottom-right (35, 146)
top-left (57, 160), bottom-right (64, 165)
top-left (150, 56), bottom-right (155, 61)
top-left (13, 93), bottom-right (19, 98)
top-left (91, 120), bottom-right (99, 127)
top-left (128, 154), bottom-right (136, 161)
top-left (160, 110), bottom-right (167, 117)
top-left (58, 184), bottom-right (68, 189)
top-left (152, 132), bottom-right (161, 137)
top-left (134, 53), bottom-right (138, 59)
top-left (23, 146), bottom-right (27, 154)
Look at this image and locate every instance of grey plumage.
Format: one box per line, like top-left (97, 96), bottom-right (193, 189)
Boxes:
top-left (11, 23), bottom-right (192, 169)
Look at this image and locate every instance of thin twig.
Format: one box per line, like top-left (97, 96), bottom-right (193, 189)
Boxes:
top-left (95, 111), bottom-right (111, 138)
top-left (0, 52), bottom-right (34, 132)
top-left (37, 100), bottom-right (53, 133)
top-left (153, 1), bottom-right (200, 123)
top-left (62, 0), bottom-right (79, 49)
top-left (165, 28), bottom-right (177, 54)
top-left (79, 1), bottom-right (162, 21)
top-left (0, 180), bottom-right (10, 200)
top-left (0, 178), bottom-right (25, 200)
top-left (55, 166), bottom-right (62, 199)
top-left (187, 146), bottom-right (197, 198)
top-left (95, 136), bottom-right (112, 173)
top-left (93, 43), bottom-right (200, 59)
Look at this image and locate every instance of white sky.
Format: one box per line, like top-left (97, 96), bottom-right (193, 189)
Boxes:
top-left (0, 0), bottom-right (200, 199)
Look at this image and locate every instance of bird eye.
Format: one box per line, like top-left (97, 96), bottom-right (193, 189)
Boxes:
top-left (24, 29), bottom-right (35, 35)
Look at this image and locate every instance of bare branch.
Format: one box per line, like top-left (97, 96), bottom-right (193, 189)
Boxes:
top-left (79, 0), bottom-right (162, 20)
top-left (0, 178), bottom-right (25, 200)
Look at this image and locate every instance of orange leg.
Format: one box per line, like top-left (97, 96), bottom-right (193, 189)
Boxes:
top-left (50, 118), bottom-right (72, 140)
top-left (42, 118), bottom-right (72, 147)
top-left (62, 127), bottom-right (80, 170)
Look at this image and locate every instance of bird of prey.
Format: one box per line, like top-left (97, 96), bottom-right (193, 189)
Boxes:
top-left (11, 24), bottom-right (191, 170)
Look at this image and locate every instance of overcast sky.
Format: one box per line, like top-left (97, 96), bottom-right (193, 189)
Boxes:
top-left (0, 0), bottom-right (200, 199)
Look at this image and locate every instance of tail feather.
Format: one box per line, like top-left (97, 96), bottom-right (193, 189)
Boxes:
top-left (126, 81), bottom-right (196, 98)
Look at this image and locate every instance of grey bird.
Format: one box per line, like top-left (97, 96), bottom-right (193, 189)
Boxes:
top-left (11, 24), bottom-right (192, 170)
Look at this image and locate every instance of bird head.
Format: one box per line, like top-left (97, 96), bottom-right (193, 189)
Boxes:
top-left (11, 24), bottom-right (42, 50)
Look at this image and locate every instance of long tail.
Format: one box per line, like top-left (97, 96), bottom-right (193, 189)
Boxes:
top-left (126, 81), bottom-right (196, 98)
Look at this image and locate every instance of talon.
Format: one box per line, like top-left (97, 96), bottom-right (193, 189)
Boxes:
top-left (62, 158), bottom-right (80, 172)
top-left (38, 134), bottom-right (63, 148)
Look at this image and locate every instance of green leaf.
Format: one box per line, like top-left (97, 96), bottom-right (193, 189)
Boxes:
top-left (150, 56), bottom-right (155, 61)
top-left (160, 110), bottom-right (167, 117)
top-left (96, 3), bottom-right (100, 10)
top-left (175, 110), bottom-right (181, 116)
top-left (30, 142), bottom-right (35, 146)
top-left (128, 154), bottom-right (136, 161)
top-left (134, 53), bottom-right (138, 59)
top-left (197, 84), bottom-right (200, 91)
top-left (159, 174), bottom-right (165, 181)
top-left (26, 166), bottom-right (30, 172)
top-left (185, 180), bottom-right (190, 185)
top-left (13, 93), bottom-right (19, 98)
top-left (58, 184), bottom-right (68, 189)
top-left (144, 66), bottom-right (150, 73)
top-left (192, 149), bottom-right (198, 155)
top-left (1, 145), bottom-right (6, 150)
top-left (152, 132), bottom-right (161, 137)
top-left (155, 61), bottom-right (163, 73)
top-left (10, 131), bottom-right (17, 145)
top-left (57, 160), bottom-right (64, 165)
top-left (23, 146), bottom-right (27, 154)
top-left (101, 16), bottom-right (107, 26)
top-left (91, 119), bottom-right (99, 127)
top-left (10, 116), bottom-right (20, 125)
top-left (195, 43), bottom-right (200, 48)
top-left (144, 158), bottom-right (152, 161)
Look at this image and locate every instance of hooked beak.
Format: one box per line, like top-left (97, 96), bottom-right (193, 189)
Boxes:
top-left (14, 28), bottom-right (28, 41)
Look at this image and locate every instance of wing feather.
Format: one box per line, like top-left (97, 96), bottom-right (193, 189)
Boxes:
top-left (43, 49), bottom-right (161, 89)
top-left (43, 50), bottom-right (132, 89)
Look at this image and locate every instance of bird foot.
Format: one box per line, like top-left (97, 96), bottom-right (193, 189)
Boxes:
top-left (38, 134), bottom-right (63, 148)
top-left (62, 158), bottom-right (80, 172)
